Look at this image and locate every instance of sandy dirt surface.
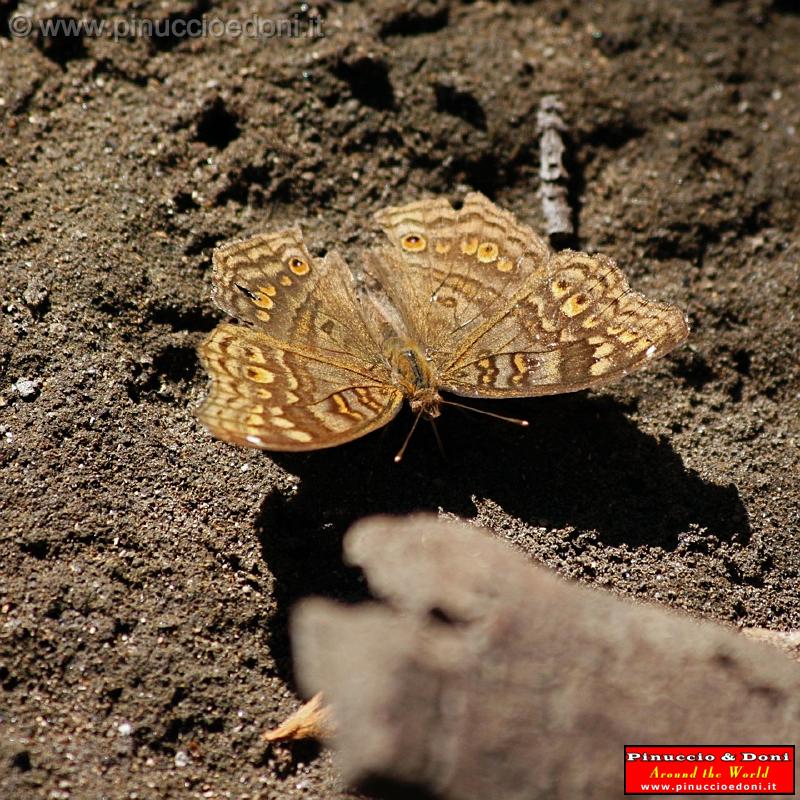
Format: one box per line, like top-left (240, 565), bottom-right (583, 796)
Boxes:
top-left (1, 1), bottom-right (799, 798)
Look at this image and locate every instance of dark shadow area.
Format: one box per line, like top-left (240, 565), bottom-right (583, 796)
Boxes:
top-left (257, 739), bottom-right (322, 778)
top-left (333, 54), bottom-right (396, 111)
top-left (0, 0), bottom-right (20, 39)
top-left (773, 0), bottom-right (800, 14)
top-left (194, 97), bottom-right (240, 150)
top-left (256, 392), bottom-right (749, 679)
top-left (148, 0), bottom-right (211, 52)
top-left (32, 15), bottom-right (87, 64)
top-left (434, 83), bottom-right (487, 131)
top-left (360, 777), bottom-right (439, 800)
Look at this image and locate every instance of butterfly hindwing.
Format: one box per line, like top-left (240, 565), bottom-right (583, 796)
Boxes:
top-left (370, 194), bottom-right (687, 398)
top-left (198, 323), bottom-right (402, 451)
top-left (440, 249), bottom-right (689, 397)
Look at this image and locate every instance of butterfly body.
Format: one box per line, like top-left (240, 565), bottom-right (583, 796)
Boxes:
top-left (198, 193), bottom-right (689, 452)
top-left (383, 338), bottom-right (442, 419)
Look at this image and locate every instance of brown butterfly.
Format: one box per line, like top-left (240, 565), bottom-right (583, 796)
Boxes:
top-left (197, 193), bottom-right (688, 454)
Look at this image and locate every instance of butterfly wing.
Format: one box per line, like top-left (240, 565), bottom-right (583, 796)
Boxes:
top-left (369, 193), bottom-right (550, 356)
top-left (441, 249), bottom-right (689, 397)
top-left (198, 324), bottom-right (402, 451)
top-left (371, 194), bottom-right (688, 398)
top-left (198, 229), bottom-right (402, 450)
top-left (210, 227), bottom-right (378, 358)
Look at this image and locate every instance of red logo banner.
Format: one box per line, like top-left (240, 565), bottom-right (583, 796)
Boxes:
top-left (624, 745), bottom-right (795, 795)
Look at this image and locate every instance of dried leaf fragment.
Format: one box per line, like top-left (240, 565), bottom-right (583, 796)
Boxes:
top-left (262, 691), bottom-right (333, 742)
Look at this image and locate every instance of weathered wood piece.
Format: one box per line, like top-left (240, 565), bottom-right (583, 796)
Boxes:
top-left (537, 94), bottom-right (573, 238)
top-left (292, 515), bottom-right (800, 799)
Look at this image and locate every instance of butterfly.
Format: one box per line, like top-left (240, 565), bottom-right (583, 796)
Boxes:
top-left (197, 193), bottom-right (688, 454)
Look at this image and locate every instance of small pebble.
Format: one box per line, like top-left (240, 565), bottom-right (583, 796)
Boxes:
top-left (174, 750), bottom-right (189, 768)
top-left (23, 280), bottom-right (49, 311)
top-left (13, 378), bottom-right (40, 400)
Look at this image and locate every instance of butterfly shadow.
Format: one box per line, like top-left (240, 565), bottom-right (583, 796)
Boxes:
top-left (254, 392), bottom-right (749, 681)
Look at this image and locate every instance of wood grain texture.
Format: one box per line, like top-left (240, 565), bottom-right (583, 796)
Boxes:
top-left (292, 515), bottom-right (800, 798)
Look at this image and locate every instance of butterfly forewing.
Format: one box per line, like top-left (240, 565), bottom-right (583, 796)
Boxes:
top-left (211, 229), bottom-right (381, 362)
top-left (371, 193), bottom-right (550, 355)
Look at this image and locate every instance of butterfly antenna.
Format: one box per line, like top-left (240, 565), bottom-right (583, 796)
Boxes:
top-left (440, 399), bottom-right (529, 427)
top-left (394, 410), bottom-right (424, 463)
top-left (430, 418), bottom-right (447, 461)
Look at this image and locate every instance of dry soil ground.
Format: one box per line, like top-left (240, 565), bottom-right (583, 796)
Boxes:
top-left (1, 1), bottom-right (799, 798)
